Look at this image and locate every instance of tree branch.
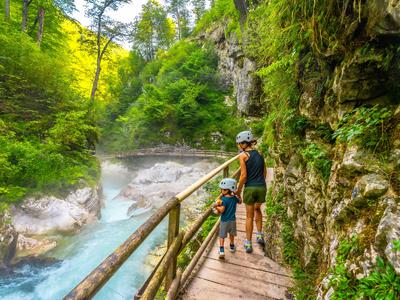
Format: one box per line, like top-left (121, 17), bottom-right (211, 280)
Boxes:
top-left (100, 35), bottom-right (115, 59)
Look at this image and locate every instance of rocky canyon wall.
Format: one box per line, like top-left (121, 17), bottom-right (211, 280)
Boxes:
top-left (204, 0), bottom-right (400, 298)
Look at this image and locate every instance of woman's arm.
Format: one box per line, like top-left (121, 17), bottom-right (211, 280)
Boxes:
top-left (236, 153), bottom-right (248, 197)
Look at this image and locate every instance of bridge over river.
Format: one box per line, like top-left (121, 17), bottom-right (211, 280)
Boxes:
top-left (64, 150), bottom-right (291, 300)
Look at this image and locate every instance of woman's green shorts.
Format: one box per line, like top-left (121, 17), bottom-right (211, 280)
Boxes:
top-left (243, 186), bottom-right (266, 205)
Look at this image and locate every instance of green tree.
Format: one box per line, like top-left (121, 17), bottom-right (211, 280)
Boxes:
top-left (107, 51), bottom-right (146, 118)
top-left (192, 0), bottom-right (206, 22)
top-left (84, 0), bottom-right (130, 105)
top-left (166, 0), bottom-right (190, 40)
top-left (132, 0), bottom-right (174, 61)
top-left (102, 41), bottom-right (244, 151)
top-left (30, 0), bottom-right (75, 47)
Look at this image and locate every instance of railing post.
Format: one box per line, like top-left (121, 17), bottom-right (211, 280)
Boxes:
top-left (223, 165), bottom-right (229, 178)
top-left (165, 203), bottom-right (180, 290)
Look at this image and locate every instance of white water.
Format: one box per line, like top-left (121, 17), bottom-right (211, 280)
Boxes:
top-left (0, 157), bottom-right (216, 300)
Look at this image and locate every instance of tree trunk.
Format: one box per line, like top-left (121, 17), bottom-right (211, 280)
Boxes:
top-left (233, 0), bottom-right (247, 28)
top-left (37, 7), bottom-right (45, 47)
top-left (175, 7), bottom-right (181, 40)
top-left (22, 0), bottom-right (29, 32)
top-left (90, 58), bottom-right (101, 106)
top-left (89, 37), bottom-right (113, 108)
top-left (5, 0), bottom-right (10, 22)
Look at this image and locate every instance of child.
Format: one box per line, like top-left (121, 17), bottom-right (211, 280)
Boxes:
top-left (213, 178), bottom-right (241, 259)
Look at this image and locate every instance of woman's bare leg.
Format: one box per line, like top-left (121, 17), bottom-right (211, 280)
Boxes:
top-left (246, 204), bottom-right (255, 241)
top-left (254, 202), bottom-right (263, 233)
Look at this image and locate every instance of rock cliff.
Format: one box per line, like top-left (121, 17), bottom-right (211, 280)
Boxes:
top-left (205, 0), bottom-right (400, 297)
top-left (263, 1), bottom-right (400, 298)
top-left (197, 25), bottom-right (262, 116)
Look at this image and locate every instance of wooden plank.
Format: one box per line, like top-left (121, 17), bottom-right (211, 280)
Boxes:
top-left (193, 266), bottom-right (291, 300)
top-left (207, 244), bottom-right (291, 277)
top-left (199, 257), bottom-right (293, 287)
top-left (209, 235), bottom-right (265, 256)
top-left (182, 277), bottom-right (277, 300)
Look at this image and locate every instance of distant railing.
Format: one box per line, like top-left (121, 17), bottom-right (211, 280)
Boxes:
top-left (63, 153), bottom-right (240, 300)
top-left (97, 148), bottom-right (238, 160)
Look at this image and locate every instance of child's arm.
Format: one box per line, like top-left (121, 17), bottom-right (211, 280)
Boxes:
top-left (213, 194), bottom-right (223, 207)
top-left (215, 205), bottom-right (225, 214)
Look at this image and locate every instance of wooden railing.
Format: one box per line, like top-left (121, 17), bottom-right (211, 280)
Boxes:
top-left (98, 148), bottom-right (238, 160)
top-left (63, 154), bottom-right (240, 300)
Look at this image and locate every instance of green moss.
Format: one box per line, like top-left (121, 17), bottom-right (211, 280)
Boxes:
top-left (194, 0), bottom-right (241, 40)
top-left (301, 143), bottom-right (332, 183)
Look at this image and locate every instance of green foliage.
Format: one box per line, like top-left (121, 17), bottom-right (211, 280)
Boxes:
top-left (266, 187), bottom-right (317, 299)
top-left (0, 132), bottom-right (99, 209)
top-left (330, 262), bottom-right (359, 299)
top-left (393, 240), bottom-right (400, 252)
top-left (194, 0), bottom-right (240, 38)
top-left (329, 237), bottom-right (400, 300)
top-left (0, 15), bottom-right (106, 210)
top-left (132, 0), bottom-right (175, 61)
top-left (358, 257), bottom-right (400, 299)
top-left (301, 143), bottom-right (332, 182)
top-left (103, 40), bottom-right (244, 151)
top-left (245, 1), bottom-right (306, 158)
top-left (333, 105), bottom-right (392, 152)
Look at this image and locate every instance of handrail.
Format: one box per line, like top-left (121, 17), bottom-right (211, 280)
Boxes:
top-left (63, 154), bottom-right (239, 300)
top-left (137, 168), bottom-right (241, 300)
top-left (98, 149), bottom-right (238, 159)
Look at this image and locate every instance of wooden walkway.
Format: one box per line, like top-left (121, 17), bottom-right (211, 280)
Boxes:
top-left (98, 149), bottom-right (237, 160)
top-left (181, 204), bottom-right (294, 300)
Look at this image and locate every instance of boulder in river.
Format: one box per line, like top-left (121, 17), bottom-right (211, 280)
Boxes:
top-left (11, 186), bottom-right (102, 236)
top-left (0, 185), bottom-right (102, 262)
top-left (114, 160), bottom-right (219, 218)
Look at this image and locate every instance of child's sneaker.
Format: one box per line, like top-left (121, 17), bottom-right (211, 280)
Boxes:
top-left (229, 244), bottom-right (236, 253)
top-left (256, 232), bottom-right (265, 246)
top-left (244, 240), bottom-right (253, 253)
top-left (219, 247), bottom-right (225, 259)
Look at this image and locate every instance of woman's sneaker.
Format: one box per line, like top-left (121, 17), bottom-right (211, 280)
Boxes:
top-left (219, 247), bottom-right (225, 259)
top-left (244, 240), bottom-right (253, 253)
top-left (256, 232), bottom-right (265, 246)
top-left (229, 244), bottom-right (236, 253)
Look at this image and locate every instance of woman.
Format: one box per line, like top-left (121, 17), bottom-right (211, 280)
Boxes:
top-left (236, 131), bottom-right (266, 253)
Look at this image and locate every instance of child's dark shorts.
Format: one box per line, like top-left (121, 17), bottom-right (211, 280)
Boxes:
top-left (219, 220), bottom-right (237, 238)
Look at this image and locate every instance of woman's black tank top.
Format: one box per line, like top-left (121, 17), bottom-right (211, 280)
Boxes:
top-left (244, 150), bottom-right (266, 187)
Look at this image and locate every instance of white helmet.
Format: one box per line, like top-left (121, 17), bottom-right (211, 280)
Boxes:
top-left (219, 178), bottom-right (237, 192)
top-left (236, 131), bottom-right (253, 143)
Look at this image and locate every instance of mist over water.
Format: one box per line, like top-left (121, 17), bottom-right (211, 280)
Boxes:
top-left (0, 157), bottom-right (216, 300)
